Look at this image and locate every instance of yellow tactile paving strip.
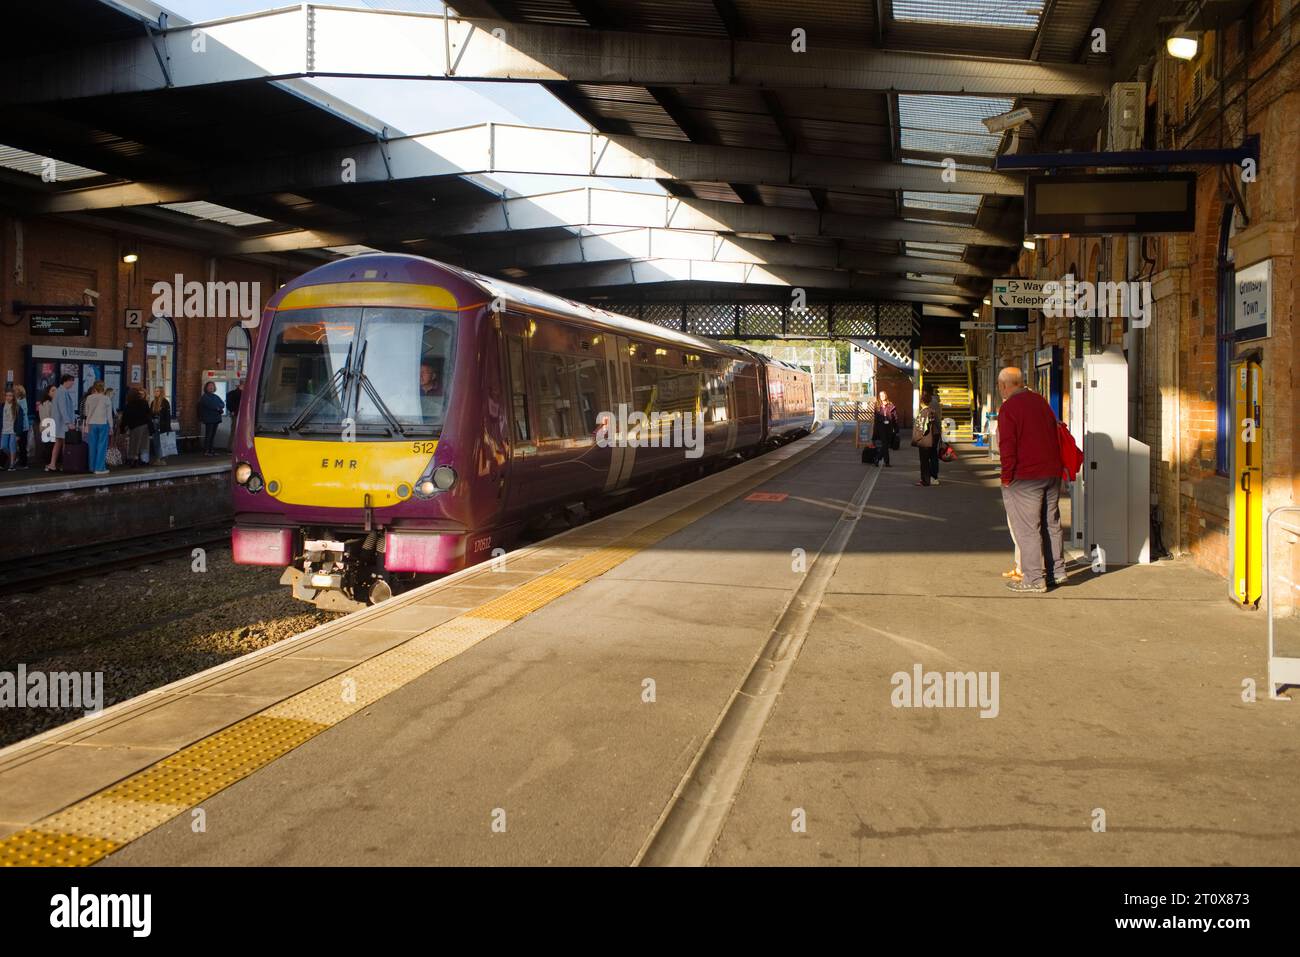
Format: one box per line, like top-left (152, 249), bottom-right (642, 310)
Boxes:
top-left (0, 428), bottom-right (834, 866)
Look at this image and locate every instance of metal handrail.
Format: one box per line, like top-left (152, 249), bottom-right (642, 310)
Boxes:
top-left (1265, 505), bottom-right (1300, 701)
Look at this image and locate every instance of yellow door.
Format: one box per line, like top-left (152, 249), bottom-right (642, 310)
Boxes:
top-left (1232, 360), bottom-right (1263, 606)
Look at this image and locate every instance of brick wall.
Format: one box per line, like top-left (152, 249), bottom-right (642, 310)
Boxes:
top-left (967, 1), bottom-right (1299, 591)
top-left (0, 215), bottom-right (287, 434)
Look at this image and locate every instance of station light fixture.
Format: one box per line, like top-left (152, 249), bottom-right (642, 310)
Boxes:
top-left (1022, 238), bottom-right (1037, 250)
top-left (1167, 32), bottom-right (1200, 60)
top-left (983, 297), bottom-right (991, 305)
top-left (122, 250), bottom-right (139, 264)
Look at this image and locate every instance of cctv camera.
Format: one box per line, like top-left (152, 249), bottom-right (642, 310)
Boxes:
top-left (83, 288), bottom-right (100, 300)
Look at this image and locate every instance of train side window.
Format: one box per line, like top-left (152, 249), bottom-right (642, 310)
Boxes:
top-left (531, 351), bottom-right (585, 441)
top-left (506, 335), bottom-right (531, 442)
top-left (574, 357), bottom-right (607, 436)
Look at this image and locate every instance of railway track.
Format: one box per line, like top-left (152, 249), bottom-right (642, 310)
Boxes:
top-left (1, 523), bottom-right (232, 596)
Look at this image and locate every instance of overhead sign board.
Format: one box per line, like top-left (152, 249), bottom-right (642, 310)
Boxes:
top-left (960, 321), bottom-right (995, 330)
top-left (1025, 171), bottom-right (1197, 235)
top-left (29, 313), bottom-right (90, 337)
top-left (992, 278), bottom-right (1050, 310)
top-left (1234, 259), bottom-right (1271, 341)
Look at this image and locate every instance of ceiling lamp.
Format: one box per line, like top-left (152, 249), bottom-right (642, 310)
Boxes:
top-left (1022, 239), bottom-right (1036, 250)
top-left (1167, 33), bottom-right (1200, 60)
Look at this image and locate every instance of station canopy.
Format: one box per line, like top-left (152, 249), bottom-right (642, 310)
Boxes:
top-left (0, 0), bottom-right (1169, 330)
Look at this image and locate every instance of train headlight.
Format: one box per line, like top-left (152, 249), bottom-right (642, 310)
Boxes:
top-left (234, 462), bottom-right (253, 485)
top-left (246, 474), bottom-right (264, 493)
top-left (432, 466), bottom-right (457, 491)
top-left (418, 479), bottom-right (436, 496)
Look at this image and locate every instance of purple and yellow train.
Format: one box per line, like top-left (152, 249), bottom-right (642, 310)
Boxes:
top-left (231, 254), bottom-right (815, 610)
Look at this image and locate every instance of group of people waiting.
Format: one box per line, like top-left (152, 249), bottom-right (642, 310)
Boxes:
top-left (0, 375), bottom-right (242, 475)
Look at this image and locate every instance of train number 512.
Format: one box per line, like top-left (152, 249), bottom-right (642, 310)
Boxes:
top-left (411, 442), bottom-right (437, 454)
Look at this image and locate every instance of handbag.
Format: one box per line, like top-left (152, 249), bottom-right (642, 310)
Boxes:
top-left (911, 413), bottom-right (934, 448)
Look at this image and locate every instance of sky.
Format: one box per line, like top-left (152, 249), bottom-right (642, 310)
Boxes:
top-left (161, 0), bottom-right (665, 198)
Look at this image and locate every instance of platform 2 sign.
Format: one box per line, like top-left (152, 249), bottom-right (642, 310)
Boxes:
top-left (29, 313), bottom-right (90, 337)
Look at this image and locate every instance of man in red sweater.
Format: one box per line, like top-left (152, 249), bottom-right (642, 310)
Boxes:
top-left (997, 367), bottom-right (1066, 593)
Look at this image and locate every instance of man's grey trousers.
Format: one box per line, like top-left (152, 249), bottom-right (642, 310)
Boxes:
top-left (1001, 477), bottom-right (1067, 587)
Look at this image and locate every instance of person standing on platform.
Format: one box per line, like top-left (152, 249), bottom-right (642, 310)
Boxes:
top-left (14, 385), bottom-right (30, 469)
top-left (913, 386), bottom-right (941, 487)
top-left (1, 387), bottom-right (24, 471)
top-left (927, 387), bottom-right (943, 484)
top-left (38, 385), bottom-right (57, 469)
top-left (151, 387), bottom-right (172, 465)
top-left (122, 387), bottom-right (153, 467)
top-left (226, 380), bottom-right (242, 424)
top-left (996, 367), bottom-right (1066, 595)
top-left (199, 381), bottom-right (225, 457)
top-left (82, 381), bottom-right (113, 475)
top-left (47, 374), bottom-right (77, 473)
top-left (872, 392), bottom-right (897, 467)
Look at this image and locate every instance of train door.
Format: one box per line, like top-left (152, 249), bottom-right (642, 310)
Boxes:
top-left (609, 335), bottom-right (637, 489)
top-left (602, 335), bottom-right (631, 491)
top-left (723, 361), bottom-right (740, 455)
top-left (503, 327), bottom-right (540, 516)
top-left (1231, 359), bottom-right (1264, 607)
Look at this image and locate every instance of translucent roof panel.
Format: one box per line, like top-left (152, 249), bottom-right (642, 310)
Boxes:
top-left (903, 192), bottom-right (982, 216)
top-left (0, 145), bottom-right (103, 182)
top-left (893, 0), bottom-right (1046, 30)
top-left (160, 202), bottom-right (272, 227)
top-left (897, 95), bottom-right (1015, 160)
top-left (905, 241), bottom-right (966, 261)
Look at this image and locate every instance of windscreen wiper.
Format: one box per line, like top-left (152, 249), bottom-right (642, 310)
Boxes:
top-left (352, 340), bottom-right (406, 436)
top-left (286, 340), bottom-right (353, 433)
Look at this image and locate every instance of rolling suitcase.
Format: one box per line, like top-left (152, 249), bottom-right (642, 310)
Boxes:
top-left (861, 444), bottom-right (878, 465)
top-left (62, 441), bottom-right (90, 474)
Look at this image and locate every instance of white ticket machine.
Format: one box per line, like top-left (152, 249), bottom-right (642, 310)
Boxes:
top-left (1069, 347), bottom-right (1151, 566)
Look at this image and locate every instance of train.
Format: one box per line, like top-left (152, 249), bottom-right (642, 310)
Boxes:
top-left (230, 254), bottom-right (816, 610)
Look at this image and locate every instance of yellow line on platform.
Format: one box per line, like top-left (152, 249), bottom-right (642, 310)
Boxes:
top-left (0, 428), bottom-right (836, 866)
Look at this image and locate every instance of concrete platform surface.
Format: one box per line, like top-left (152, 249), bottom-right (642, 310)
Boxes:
top-left (0, 425), bottom-right (1294, 866)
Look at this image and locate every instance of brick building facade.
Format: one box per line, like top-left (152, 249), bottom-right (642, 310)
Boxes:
top-left (0, 215), bottom-right (287, 436)
top-left (970, 0), bottom-right (1298, 588)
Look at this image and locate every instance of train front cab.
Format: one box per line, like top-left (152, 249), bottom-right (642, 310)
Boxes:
top-left (230, 270), bottom-right (502, 611)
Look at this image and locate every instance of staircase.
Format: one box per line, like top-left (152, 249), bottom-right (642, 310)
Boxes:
top-left (920, 348), bottom-right (975, 442)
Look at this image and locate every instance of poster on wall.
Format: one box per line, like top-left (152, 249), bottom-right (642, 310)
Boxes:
top-left (105, 366), bottom-right (122, 407)
top-left (35, 363), bottom-right (57, 403)
top-left (81, 363), bottom-right (102, 398)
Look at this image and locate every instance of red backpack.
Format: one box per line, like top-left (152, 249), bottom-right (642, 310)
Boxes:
top-left (1057, 421), bottom-right (1083, 481)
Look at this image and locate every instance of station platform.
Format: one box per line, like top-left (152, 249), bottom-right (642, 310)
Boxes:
top-left (2, 452), bottom-right (231, 561)
top-left (1, 425), bottom-right (1294, 867)
top-left (0, 452), bottom-right (228, 498)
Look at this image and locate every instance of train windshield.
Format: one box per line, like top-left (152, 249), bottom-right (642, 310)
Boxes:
top-left (256, 306), bottom-right (457, 437)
